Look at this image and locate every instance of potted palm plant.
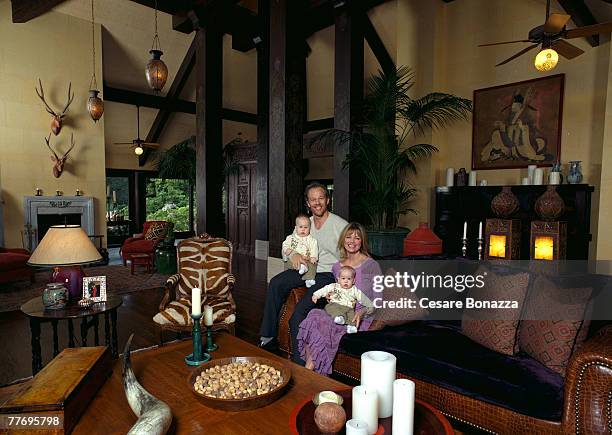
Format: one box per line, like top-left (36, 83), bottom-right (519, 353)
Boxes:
top-left (320, 66), bottom-right (472, 257)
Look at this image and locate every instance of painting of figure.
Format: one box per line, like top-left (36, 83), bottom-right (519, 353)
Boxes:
top-left (472, 74), bottom-right (564, 170)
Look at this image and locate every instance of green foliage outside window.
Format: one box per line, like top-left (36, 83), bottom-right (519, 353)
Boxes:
top-left (146, 178), bottom-right (192, 232)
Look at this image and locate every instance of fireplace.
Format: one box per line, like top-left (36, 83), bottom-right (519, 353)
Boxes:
top-left (23, 196), bottom-right (95, 251)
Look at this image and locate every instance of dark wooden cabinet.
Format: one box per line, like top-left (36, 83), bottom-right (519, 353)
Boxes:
top-left (433, 184), bottom-right (594, 260)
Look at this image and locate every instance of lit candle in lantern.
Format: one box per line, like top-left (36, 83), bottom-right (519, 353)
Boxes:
top-left (489, 235), bottom-right (507, 258)
top-left (534, 236), bottom-right (554, 260)
top-left (204, 305), bottom-right (213, 326)
top-left (191, 288), bottom-right (201, 316)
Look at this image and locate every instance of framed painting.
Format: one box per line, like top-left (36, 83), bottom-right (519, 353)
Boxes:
top-left (471, 74), bottom-right (564, 170)
top-left (82, 276), bottom-right (107, 302)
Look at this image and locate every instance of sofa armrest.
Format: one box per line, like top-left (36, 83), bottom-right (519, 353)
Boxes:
top-left (278, 287), bottom-right (307, 356)
top-left (562, 325), bottom-right (612, 434)
top-left (159, 274), bottom-right (181, 311)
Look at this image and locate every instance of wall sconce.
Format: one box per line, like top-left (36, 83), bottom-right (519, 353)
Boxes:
top-left (485, 219), bottom-right (521, 260)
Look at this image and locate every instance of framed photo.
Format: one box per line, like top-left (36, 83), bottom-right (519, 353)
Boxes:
top-left (472, 74), bottom-right (564, 170)
top-left (82, 276), bottom-right (107, 302)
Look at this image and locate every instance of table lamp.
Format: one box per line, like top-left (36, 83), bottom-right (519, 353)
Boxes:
top-left (27, 225), bottom-right (102, 302)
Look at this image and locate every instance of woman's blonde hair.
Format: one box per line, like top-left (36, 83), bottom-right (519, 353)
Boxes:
top-left (337, 222), bottom-right (370, 259)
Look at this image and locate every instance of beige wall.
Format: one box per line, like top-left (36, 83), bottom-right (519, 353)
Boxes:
top-left (0, 2), bottom-right (107, 248)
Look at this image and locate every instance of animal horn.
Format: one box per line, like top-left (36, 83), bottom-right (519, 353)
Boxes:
top-left (122, 334), bottom-right (172, 435)
top-left (44, 134), bottom-right (59, 160)
top-left (59, 82), bottom-right (75, 118)
top-left (35, 79), bottom-right (57, 116)
top-left (62, 133), bottom-right (76, 158)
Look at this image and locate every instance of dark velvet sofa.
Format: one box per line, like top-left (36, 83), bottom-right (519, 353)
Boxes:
top-left (278, 287), bottom-right (612, 434)
top-left (0, 248), bottom-right (34, 284)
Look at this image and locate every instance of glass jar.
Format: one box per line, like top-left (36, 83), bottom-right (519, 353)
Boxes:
top-left (42, 283), bottom-right (68, 310)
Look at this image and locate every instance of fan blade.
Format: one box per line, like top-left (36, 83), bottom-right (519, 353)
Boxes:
top-left (544, 13), bottom-right (571, 33)
top-left (479, 40), bottom-right (531, 47)
top-left (496, 43), bottom-right (540, 66)
top-left (114, 142), bottom-right (134, 145)
top-left (552, 39), bottom-right (584, 59)
top-left (143, 142), bottom-right (160, 148)
top-left (565, 22), bottom-right (612, 39)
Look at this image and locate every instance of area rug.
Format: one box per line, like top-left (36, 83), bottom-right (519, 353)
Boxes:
top-left (0, 265), bottom-right (170, 313)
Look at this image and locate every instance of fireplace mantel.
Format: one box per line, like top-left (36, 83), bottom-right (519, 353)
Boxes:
top-left (23, 196), bottom-right (95, 250)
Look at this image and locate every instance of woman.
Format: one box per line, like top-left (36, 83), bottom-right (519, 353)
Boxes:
top-left (297, 222), bottom-right (382, 374)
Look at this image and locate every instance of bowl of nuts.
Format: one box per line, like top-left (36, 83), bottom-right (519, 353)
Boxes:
top-left (188, 356), bottom-right (291, 411)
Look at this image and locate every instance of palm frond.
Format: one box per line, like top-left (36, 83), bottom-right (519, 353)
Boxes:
top-left (156, 137), bottom-right (196, 184)
top-left (401, 93), bottom-right (473, 137)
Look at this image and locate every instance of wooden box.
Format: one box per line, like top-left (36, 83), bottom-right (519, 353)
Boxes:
top-left (0, 347), bottom-right (111, 434)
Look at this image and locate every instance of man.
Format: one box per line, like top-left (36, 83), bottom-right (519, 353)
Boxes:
top-left (259, 182), bottom-right (348, 364)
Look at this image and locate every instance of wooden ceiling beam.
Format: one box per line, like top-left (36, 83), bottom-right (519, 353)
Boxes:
top-left (11, 0), bottom-right (68, 23)
top-left (557, 0), bottom-right (599, 46)
top-left (103, 85), bottom-right (196, 113)
top-left (363, 13), bottom-right (394, 74)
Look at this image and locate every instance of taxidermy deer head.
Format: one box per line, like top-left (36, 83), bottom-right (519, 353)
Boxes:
top-left (45, 133), bottom-right (75, 178)
top-left (35, 79), bottom-right (74, 136)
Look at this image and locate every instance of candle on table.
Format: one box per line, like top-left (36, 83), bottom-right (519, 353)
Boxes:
top-left (527, 164), bottom-right (537, 184)
top-left (360, 351), bottom-right (396, 418)
top-left (112, 190), bottom-right (117, 203)
top-left (106, 185), bottom-right (111, 197)
top-left (478, 222), bottom-right (483, 239)
top-left (549, 171), bottom-right (560, 185)
top-left (446, 167), bottom-right (455, 187)
top-left (204, 305), bottom-right (213, 326)
top-left (352, 386), bottom-right (378, 435)
top-left (392, 379), bottom-right (415, 435)
top-left (534, 168), bottom-right (544, 185)
top-left (522, 177), bottom-right (530, 185)
top-left (462, 221), bottom-right (467, 239)
top-left (346, 419), bottom-right (369, 435)
top-left (469, 170), bottom-right (477, 186)
top-left (191, 288), bottom-right (201, 316)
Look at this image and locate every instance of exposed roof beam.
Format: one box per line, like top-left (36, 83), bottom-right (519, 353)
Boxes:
top-left (11, 0), bottom-right (67, 23)
top-left (557, 0), bottom-right (599, 46)
top-left (304, 0), bottom-right (389, 37)
top-left (140, 35), bottom-right (197, 166)
top-left (103, 85), bottom-right (196, 113)
top-left (363, 14), bottom-right (394, 74)
top-left (306, 118), bottom-right (334, 132)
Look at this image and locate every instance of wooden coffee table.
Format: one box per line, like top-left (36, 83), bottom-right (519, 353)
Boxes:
top-left (72, 333), bottom-right (347, 434)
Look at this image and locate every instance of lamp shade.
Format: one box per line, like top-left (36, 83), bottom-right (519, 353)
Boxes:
top-left (28, 225), bottom-right (102, 267)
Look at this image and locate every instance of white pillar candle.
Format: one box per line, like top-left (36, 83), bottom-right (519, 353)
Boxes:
top-left (392, 379), bottom-right (415, 435)
top-left (191, 288), bottom-right (201, 316)
top-left (112, 190), bottom-right (117, 203)
top-left (352, 386), bottom-right (378, 435)
top-left (106, 185), bottom-right (111, 197)
top-left (204, 305), bottom-right (213, 326)
top-left (346, 419), bottom-right (369, 435)
top-left (522, 177), bottom-right (530, 185)
top-left (478, 221), bottom-right (483, 239)
top-left (445, 168), bottom-right (454, 187)
top-left (533, 168), bottom-right (544, 185)
top-left (360, 351), bottom-right (396, 418)
top-left (469, 170), bottom-right (477, 186)
top-left (549, 171), bottom-right (560, 185)
top-left (462, 221), bottom-right (467, 239)
top-left (527, 165), bottom-right (537, 184)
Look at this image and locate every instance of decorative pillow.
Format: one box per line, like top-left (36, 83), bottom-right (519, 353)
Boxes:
top-left (368, 268), bottom-right (429, 330)
top-left (461, 266), bottom-right (530, 356)
top-left (144, 222), bottom-right (168, 240)
top-left (518, 275), bottom-right (592, 376)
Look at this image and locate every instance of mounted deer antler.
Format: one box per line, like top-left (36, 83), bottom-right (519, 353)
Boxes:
top-left (35, 79), bottom-right (74, 136)
top-left (45, 133), bottom-right (75, 178)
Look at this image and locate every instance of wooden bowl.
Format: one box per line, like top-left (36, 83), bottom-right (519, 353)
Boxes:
top-left (188, 356), bottom-right (291, 411)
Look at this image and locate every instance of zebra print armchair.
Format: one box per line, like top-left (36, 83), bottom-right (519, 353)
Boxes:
top-left (153, 234), bottom-right (236, 344)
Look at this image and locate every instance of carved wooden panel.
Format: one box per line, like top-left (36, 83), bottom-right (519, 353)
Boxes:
top-left (226, 160), bottom-right (256, 256)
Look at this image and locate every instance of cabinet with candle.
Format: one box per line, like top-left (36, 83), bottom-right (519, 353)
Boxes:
top-left (433, 184), bottom-right (593, 260)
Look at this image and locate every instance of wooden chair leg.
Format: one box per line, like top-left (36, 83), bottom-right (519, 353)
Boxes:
top-left (158, 327), bottom-right (165, 347)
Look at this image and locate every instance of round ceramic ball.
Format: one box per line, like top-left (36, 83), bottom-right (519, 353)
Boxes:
top-left (314, 402), bottom-right (346, 434)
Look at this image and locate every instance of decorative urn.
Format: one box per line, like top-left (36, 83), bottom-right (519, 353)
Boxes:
top-left (491, 186), bottom-right (519, 218)
top-left (534, 185), bottom-right (565, 221)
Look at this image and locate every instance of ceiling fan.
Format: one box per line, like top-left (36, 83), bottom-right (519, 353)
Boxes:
top-left (114, 106), bottom-right (160, 156)
top-left (479, 0), bottom-right (612, 71)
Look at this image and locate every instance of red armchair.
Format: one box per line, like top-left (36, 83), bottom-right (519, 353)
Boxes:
top-left (120, 221), bottom-right (173, 266)
top-left (0, 248), bottom-right (34, 284)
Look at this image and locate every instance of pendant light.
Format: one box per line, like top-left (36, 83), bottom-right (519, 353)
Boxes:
top-left (145, 0), bottom-right (168, 93)
top-left (87, 0), bottom-right (104, 122)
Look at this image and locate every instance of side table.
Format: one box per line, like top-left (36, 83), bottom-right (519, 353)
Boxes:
top-left (20, 295), bottom-right (123, 375)
top-left (130, 253), bottom-right (154, 275)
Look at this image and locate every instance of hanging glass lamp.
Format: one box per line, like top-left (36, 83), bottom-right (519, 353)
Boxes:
top-left (87, 0), bottom-right (104, 122)
top-left (145, 0), bottom-right (168, 93)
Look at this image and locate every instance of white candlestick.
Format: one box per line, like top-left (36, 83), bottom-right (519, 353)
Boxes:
top-left (478, 222), bottom-right (483, 239)
top-left (469, 170), bottom-right (477, 186)
top-left (360, 351), bottom-right (396, 418)
top-left (112, 190), bottom-right (117, 203)
top-left (106, 185), bottom-right (111, 197)
top-left (463, 221), bottom-right (467, 239)
top-left (392, 379), bottom-right (415, 435)
top-left (534, 168), bottom-right (544, 185)
top-left (446, 167), bottom-right (455, 187)
top-left (204, 305), bottom-right (213, 326)
top-left (346, 419), bottom-right (369, 435)
top-left (352, 386), bottom-right (378, 435)
top-left (191, 288), bottom-right (201, 316)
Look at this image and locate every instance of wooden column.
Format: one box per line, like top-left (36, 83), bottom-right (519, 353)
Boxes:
top-left (268, 0), bottom-right (307, 257)
top-left (255, 0), bottom-right (270, 258)
top-left (334, 3), bottom-right (363, 221)
top-left (195, 26), bottom-right (225, 237)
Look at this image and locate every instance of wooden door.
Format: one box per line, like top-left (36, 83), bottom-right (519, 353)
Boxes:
top-left (226, 143), bottom-right (257, 256)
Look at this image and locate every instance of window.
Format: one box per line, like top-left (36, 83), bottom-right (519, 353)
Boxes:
top-left (106, 174), bottom-right (132, 246)
top-left (145, 178), bottom-right (194, 233)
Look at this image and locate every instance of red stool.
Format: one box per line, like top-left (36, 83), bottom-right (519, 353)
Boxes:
top-left (130, 253), bottom-right (153, 275)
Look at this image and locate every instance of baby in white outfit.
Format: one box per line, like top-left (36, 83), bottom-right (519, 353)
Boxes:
top-left (282, 214), bottom-right (319, 287)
